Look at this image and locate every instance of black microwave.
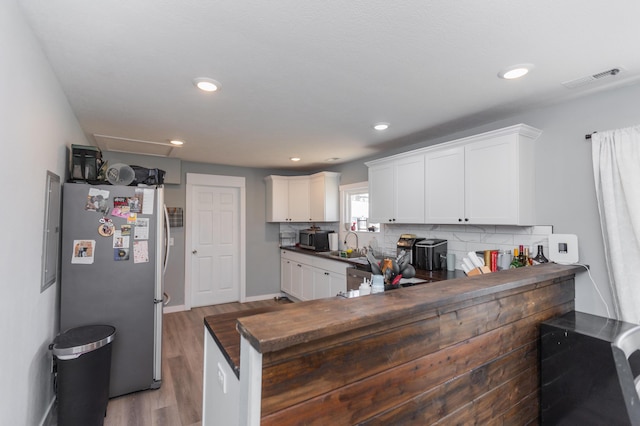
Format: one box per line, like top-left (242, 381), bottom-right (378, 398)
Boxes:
top-left (299, 230), bottom-right (333, 251)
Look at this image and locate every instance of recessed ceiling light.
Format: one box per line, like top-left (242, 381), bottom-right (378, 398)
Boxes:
top-left (373, 122), bottom-right (390, 131)
top-left (170, 139), bottom-right (184, 146)
top-left (290, 157), bottom-right (301, 162)
top-left (498, 64), bottom-right (534, 80)
top-left (325, 157), bottom-right (340, 162)
top-left (193, 77), bottom-right (221, 92)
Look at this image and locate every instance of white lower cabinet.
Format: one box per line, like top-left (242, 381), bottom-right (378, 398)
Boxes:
top-left (301, 263), bottom-right (314, 300)
top-left (280, 257), bottom-right (293, 295)
top-left (280, 250), bottom-right (347, 300)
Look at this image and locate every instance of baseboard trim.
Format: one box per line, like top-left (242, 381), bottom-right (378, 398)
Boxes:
top-left (242, 293), bottom-right (284, 303)
top-left (164, 294), bottom-right (286, 311)
top-left (163, 304), bottom-right (187, 313)
top-left (39, 396), bottom-right (56, 426)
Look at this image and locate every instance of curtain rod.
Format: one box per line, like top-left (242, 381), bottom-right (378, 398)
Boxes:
top-left (585, 132), bottom-right (596, 140)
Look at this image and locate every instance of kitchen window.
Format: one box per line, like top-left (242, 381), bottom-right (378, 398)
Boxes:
top-left (341, 182), bottom-right (379, 232)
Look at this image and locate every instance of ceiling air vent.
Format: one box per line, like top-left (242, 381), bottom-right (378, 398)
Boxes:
top-left (94, 134), bottom-right (175, 157)
top-left (562, 67), bottom-right (622, 89)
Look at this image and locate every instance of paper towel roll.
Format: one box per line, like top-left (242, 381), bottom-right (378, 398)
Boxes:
top-left (329, 233), bottom-right (338, 251)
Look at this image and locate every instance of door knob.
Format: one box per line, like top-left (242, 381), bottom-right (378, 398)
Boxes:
top-left (192, 249), bottom-right (198, 254)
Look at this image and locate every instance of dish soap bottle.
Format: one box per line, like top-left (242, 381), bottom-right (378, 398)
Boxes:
top-left (532, 245), bottom-right (549, 264)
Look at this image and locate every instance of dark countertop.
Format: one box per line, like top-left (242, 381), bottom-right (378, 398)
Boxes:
top-left (204, 304), bottom-right (298, 378)
top-left (280, 245), bottom-right (467, 283)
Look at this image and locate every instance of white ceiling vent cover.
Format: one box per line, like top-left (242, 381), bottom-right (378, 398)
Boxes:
top-left (562, 67), bottom-right (622, 89)
top-left (93, 134), bottom-right (175, 157)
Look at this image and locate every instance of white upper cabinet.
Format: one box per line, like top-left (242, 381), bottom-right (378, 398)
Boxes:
top-left (464, 134), bottom-right (528, 224)
top-left (369, 124), bottom-right (542, 226)
top-left (287, 177), bottom-right (310, 222)
top-left (368, 155), bottom-right (425, 224)
top-left (265, 172), bottom-right (340, 222)
top-left (265, 176), bottom-right (290, 222)
top-left (309, 172), bottom-right (340, 222)
top-left (424, 146), bottom-right (465, 224)
top-left (368, 162), bottom-right (395, 223)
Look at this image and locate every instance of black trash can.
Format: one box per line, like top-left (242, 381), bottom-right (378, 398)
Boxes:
top-left (51, 325), bottom-right (116, 426)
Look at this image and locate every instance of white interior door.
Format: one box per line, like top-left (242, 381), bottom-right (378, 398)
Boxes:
top-left (186, 174), bottom-right (246, 308)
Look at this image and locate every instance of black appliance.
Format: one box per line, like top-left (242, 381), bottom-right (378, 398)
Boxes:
top-left (415, 239), bottom-right (447, 271)
top-left (540, 311), bottom-right (640, 425)
top-left (396, 234), bottom-right (424, 266)
top-left (299, 229), bottom-right (333, 251)
top-left (70, 144), bottom-right (102, 182)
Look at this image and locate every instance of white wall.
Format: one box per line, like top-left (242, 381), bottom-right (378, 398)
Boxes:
top-left (1, 1), bottom-right (88, 424)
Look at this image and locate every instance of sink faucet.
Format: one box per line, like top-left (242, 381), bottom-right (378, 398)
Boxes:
top-left (344, 231), bottom-right (358, 251)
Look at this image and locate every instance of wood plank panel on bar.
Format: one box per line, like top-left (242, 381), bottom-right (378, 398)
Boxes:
top-left (260, 277), bottom-right (573, 418)
top-left (203, 263), bottom-right (581, 425)
top-left (261, 300), bottom-right (574, 425)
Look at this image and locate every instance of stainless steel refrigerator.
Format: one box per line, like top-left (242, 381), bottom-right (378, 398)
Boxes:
top-left (59, 182), bottom-right (169, 397)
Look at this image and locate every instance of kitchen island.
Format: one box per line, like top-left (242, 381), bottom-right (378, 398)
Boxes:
top-left (203, 263), bottom-right (581, 425)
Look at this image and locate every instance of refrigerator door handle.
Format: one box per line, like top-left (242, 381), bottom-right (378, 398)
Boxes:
top-left (154, 293), bottom-right (171, 305)
top-left (163, 204), bottom-right (171, 276)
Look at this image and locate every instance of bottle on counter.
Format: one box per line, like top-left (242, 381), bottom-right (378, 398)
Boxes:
top-left (510, 248), bottom-right (521, 268)
top-left (532, 245), bottom-right (549, 264)
top-left (524, 247), bottom-right (531, 266)
top-left (359, 280), bottom-right (371, 296)
top-left (518, 245), bottom-right (528, 267)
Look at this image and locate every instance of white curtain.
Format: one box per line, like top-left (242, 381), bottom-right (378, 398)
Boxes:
top-left (592, 125), bottom-right (640, 324)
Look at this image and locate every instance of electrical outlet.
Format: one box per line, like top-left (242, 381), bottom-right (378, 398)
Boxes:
top-left (217, 362), bottom-right (227, 394)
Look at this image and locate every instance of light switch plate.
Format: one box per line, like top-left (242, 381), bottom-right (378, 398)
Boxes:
top-left (548, 234), bottom-right (579, 264)
top-left (217, 362), bottom-right (227, 394)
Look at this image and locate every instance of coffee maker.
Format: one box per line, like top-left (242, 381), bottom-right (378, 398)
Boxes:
top-left (396, 234), bottom-right (425, 266)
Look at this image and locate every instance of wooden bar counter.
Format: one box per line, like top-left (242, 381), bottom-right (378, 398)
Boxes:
top-left (203, 263), bottom-right (582, 425)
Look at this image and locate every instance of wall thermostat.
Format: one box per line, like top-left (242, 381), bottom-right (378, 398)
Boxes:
top-left (548, 234), bottom-right (579, 264)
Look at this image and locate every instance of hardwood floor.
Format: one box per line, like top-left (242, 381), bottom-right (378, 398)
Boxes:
top-left (50, 299), bottom-right (287, 426)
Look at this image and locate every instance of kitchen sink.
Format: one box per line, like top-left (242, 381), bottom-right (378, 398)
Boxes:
top-left (323, 250), bottom-right (364, 259)
top-left (318, 250), bottom-right (371, 267)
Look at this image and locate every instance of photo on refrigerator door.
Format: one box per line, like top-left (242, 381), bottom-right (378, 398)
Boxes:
top-left (71, 239), bottom-right (95, 264)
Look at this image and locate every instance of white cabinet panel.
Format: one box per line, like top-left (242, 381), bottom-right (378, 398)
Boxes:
top-left (425, 146), bottom-right (465, 224)
top-left (465, 135), bottom-right (519, 224)
top-left (290, 261), bottom-right (304, 299)
top-left (369, 124), bottom-right (541, 226)
top-left (266, 172), bottom-right (340, 223)
top-left (287, 177), bottom-right (310, 222)
top-left (369, 156), bottom-right (424, 224)
top-left (266, 176), bottom-right (291, 222)
top-left (309, 172), bottom-right (340, 222)
top-left (368, 162), bottom-right (395, 223)
top-left (280, 257), bottom-right (292, 295)
top-left (301, 264), bottom-right (314, 301)
top-left (280, 250), bottom-right (347, 300)
top-left (394, 155), bottom-right (425, 223)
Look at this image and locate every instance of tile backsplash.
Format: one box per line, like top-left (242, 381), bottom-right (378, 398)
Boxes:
top-left (279, 222), bottom-right (553, 270)
top-left (377, 224), bottom-right (553, 270)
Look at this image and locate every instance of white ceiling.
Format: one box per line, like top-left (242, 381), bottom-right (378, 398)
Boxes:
top-left (18, 0), bottom-right (640, 170)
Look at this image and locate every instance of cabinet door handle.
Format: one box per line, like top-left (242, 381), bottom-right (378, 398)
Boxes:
top-left (458, 218), bottom-right (463, 222)
top-left (324, 272), bottom-right (329, 275)
top-left (464, 218), bottom-right (469, 222)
